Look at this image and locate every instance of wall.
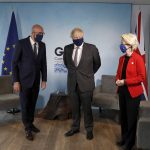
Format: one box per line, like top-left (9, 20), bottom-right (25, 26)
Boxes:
top-left (0, 3), bottom-right (131, 107)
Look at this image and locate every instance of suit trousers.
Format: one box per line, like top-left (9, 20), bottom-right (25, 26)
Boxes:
top-left (118, 86), bottom-right (140, 148)
top-left (69, 84), bottom-right (93, 132)
top-left (20, 81), bottom-right (39, 131)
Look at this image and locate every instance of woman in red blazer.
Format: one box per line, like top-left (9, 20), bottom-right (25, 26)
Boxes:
top-left (116, 33), bottom-right (146, 150)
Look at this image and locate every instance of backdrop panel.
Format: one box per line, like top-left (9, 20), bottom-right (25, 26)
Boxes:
top-left (0, 3), bottom-right (131, 107)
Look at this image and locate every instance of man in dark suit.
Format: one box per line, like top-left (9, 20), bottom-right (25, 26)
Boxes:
top-left (63, 28), bottom-right (101, 140)
top-left (12, 24), bottom-right (47, 141)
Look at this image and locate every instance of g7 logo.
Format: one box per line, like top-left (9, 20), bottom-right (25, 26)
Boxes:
top-left (55, 47), bottom-right (64, 56)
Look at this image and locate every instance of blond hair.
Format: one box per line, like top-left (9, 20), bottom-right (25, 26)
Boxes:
top-left (70, 27), bottom-right (84, 38)
top-left (121, 33), bottom-right (138, 51)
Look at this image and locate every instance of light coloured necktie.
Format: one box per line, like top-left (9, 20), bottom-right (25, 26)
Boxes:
top-left (74, 47), bottom-right (79, 67)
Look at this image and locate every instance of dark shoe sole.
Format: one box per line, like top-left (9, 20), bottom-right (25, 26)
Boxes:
top-left (26, 136), bottom-right (34, 141)
top-left (32, 129), bottom-right (40, 133)
top-left (116, 141), bottom-right (125, 146)
top-left (64, 130), bottom-right (80, 137)
top-left (86, 132), bottom-right (94, 140)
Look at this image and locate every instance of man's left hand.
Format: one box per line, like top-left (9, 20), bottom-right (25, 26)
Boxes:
top-left (41, 81), bottom-right (46, 90)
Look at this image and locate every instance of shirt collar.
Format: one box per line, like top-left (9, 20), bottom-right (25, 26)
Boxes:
top-left (30, 36), bottom-right (37, 46)
top-left (74, 42), bottom-right (84, 49)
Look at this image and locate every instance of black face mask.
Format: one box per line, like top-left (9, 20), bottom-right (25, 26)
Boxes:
top-left (73, 38), bottom-right (84, 46)
top-left (35, 34), bottom-right (43, 42)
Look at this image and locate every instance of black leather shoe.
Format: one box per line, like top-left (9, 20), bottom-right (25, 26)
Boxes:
top-left (86, 131), bottom-right (93, 140)
top-left (25, 130), bottom-right (33, 141)
top-left (64, 129), bottom-right (80, 137)
top-left (116, 140), bottom-right (125, 146)
top-left (31, 124), bottom-right (40, 133)
top-left (122, 145), bottom-right (132, 150)
top-left (122, 143), bottom-right (133, 150)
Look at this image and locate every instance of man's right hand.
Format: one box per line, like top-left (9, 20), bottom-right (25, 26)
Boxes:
top-left (13, 82), bottom-right (21, 93)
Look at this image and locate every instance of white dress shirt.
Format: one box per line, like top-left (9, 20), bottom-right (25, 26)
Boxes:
top-left (30, 36), bottom-right (39, 54)
top-left (72, 43), bottom-right (84, 66)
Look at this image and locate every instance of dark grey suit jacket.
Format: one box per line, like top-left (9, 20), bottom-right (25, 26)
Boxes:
top-left (63, 42), bottom-right (101, 93)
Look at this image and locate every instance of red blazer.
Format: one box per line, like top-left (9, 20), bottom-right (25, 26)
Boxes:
top-left (116, 51), bottom-right (146, 98)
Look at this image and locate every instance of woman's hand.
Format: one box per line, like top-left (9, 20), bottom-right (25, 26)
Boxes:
top-left (116, 79), bottom-right (125, 86)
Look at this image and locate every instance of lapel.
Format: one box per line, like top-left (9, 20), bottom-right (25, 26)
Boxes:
top-left (119, 53), bottom-right (135, 79)
top-left (70, 44), bottom-right (75, 66)
top-left (77, 43), bottom-right (86, 68)
top-left (70, 43), bottom-right (86, 68)
top-left (26, 36), bottom-right (42, 61)
top-left (26, 36), bottom-right (36, 61)
top-left (37, 42), bottom-right (42, 60)
top-left (126, 52), bottom-right (135, 72)
top-left (119, 56), bottom-right (125, 79)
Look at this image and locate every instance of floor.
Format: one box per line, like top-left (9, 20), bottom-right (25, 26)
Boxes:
top-left (0, 109), bottom-right (123, 150)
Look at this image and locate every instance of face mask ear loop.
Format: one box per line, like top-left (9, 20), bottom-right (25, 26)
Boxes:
top-left (126, 45), bottom-right (132, 51)
top-left (129, 46), bottom-right (133, 52)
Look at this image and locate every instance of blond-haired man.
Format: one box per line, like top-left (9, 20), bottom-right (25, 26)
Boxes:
top-left (63, 28), bottom-right (101, 140)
